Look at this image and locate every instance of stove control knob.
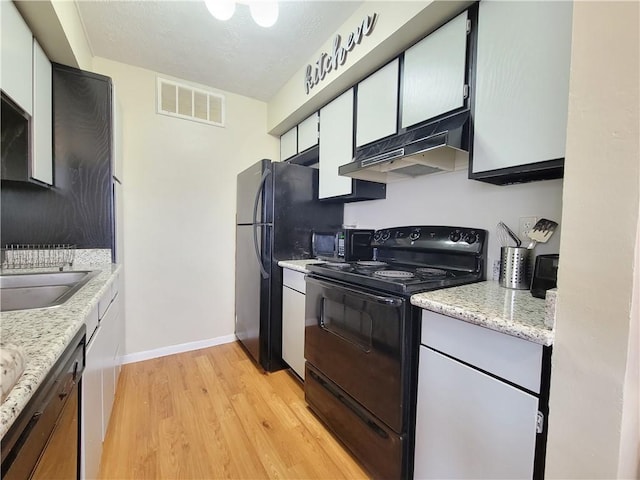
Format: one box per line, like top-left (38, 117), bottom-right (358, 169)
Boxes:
top-left (409, 229), bottom-right (421, 241)
top-left (464, 233), bottom-right (477, 245)
top-left (380, 230), bottom-right (391, 242)
top-left (449, 231), bottom-right (462, 243)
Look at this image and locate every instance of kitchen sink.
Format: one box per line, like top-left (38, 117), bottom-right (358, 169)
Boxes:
top-left (0, 270), bottom-right (99, 312)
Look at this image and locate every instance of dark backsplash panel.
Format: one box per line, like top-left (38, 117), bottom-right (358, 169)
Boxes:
top-left (1, 64), bottom-right (113, 248)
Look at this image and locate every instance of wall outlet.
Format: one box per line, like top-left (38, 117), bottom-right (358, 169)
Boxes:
top-left (519, 216), bottom-right (538, 242)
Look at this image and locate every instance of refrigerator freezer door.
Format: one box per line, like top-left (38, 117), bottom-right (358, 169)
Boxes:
top-left (237, 159), bottom-right (271, 225)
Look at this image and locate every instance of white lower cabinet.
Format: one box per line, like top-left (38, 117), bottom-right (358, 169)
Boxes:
top-left (415, 347), bottom-right (538, 479)
top-left (82, 339), bottom-right (103, 480)
top-left (414, 310), bottom-right (543, 479)
top-left (82, 277), bottom-right (123, 479)
top-left (282, 269), bottom-right (306, 380)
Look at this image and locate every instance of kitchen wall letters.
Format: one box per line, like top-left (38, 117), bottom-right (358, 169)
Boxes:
top-left (304, 13), bottom-right (377, 94)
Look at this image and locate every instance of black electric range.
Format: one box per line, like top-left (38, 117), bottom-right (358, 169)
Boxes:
top-left (303, 225), bottom-right (488, 479)
top-left (306, 225), bottom-right (488, 297)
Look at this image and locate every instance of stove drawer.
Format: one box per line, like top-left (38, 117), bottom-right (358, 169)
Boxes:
top-left (305, 363), bottom-right (404, 480)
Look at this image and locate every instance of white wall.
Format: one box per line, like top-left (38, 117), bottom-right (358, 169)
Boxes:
top-left (344, 170), bottom-right (563, 276)
top-left (92, 57), bottom-right (279, 358)
top-left (545, 2), bottom-right (640, 478)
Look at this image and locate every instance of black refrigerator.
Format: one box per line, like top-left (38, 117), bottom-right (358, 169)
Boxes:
top-left (235, 159), bottom-right (343, 371)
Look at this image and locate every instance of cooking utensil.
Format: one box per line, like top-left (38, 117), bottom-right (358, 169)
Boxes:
top-left (496, 223), bottom-right (509, 247)
top-left (526, 218), bottom-right (558, 249)
top-left (497, 221), bottom-right (521, 247)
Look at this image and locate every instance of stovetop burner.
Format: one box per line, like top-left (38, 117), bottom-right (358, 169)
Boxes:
top-left (357, 260), bottom-right (387, 267)
top-left (323, 262), bottom-right (351, 268)
top-left (415, 267), bottom-right (448, 278)
top-left (373, 270), bottom-right (415, 279)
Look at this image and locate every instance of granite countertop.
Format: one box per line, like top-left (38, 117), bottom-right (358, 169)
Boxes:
top-left (411, 281), bottom-right (555, 346)
top-left (0, 263), bottom-right (121, 439)
top-left (278, 259), bottom-right (324, 273)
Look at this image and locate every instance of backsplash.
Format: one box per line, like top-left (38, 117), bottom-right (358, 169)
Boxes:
top-left (344, 169), bottom-right (563, 276)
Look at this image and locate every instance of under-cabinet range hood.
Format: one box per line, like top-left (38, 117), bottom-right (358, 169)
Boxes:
top-left (339, 110), bottom-right (470, 183)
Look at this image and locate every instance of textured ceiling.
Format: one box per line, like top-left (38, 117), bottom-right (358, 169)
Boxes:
top-left (76, 0), bottom-right (363, 102)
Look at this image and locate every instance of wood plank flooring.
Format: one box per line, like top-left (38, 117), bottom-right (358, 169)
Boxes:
top-left (98, 341), bottom-right (370, 479)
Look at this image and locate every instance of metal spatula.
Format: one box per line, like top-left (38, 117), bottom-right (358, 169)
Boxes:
top-left (526, 218), bottom-right (558, 248)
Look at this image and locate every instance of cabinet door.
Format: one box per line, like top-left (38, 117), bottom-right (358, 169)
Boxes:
top-left (113, 290), bottom-right (124, 389)
top-left (282, 285), bottom-right (306, 379)
top-left (32, 39), bottom-right (53, 185)
top-left (297, 112), bottom-right (318, 152)
top-left (280, 127), bottom-right (297, 161)
top-left (0, 1), bottom-right (33, 115)
top-left (415, 346), bottom-right (538, 479)
top-left (82, 335), bottom-right (104, 480)
top-left (401, 11), bottom-right (468, 129)
top-left (356, 59), bottom-right (398, 147)
top-left (319, 88), bottom-right (354, 199)
top-left (471, 1), bottom-right (572, 174)
top-left (100, 301), bottom-right (119, 439)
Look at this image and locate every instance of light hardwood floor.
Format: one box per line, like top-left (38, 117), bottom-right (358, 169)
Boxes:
top-left (98, 341), bottom-right (370, 479)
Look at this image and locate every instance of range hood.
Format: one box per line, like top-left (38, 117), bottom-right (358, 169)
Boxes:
top-left (339, 110), bottom-right (470, 183)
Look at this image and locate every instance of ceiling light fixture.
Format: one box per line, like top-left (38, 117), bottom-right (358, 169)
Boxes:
top-left (204, 0), bottom-right (279, 28)
top-left (204, 0), bottom-right (236, 21)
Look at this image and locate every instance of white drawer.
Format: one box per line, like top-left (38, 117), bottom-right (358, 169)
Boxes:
top-left (282, 269), bottom-right (306, 294)
top-left (421, 310), bottom-right (543, 394)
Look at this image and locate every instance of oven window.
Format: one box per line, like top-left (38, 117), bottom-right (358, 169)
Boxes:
top-left (321, 296), bottom-right (373, 352)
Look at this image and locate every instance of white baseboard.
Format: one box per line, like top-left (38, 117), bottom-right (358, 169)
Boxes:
top-left (121, 334), bottom-right (237, 365)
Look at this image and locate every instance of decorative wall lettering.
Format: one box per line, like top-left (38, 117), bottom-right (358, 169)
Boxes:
top-left (304, 13), bottom-right (378, 94)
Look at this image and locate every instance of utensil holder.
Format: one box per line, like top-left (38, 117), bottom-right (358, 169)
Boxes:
top-left (499, 247), bottom-right (531, 290)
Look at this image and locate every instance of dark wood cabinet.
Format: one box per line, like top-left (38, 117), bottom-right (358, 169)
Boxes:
top-left (1, 64), bottom-right (113, 249)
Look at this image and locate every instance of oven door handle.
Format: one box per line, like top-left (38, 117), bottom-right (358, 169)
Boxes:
top-left (309, 277), bottom-right (403, 306)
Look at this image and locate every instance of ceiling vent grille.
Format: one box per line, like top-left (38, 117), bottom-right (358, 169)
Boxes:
top-left (157, 77), bottom-right (225, 127)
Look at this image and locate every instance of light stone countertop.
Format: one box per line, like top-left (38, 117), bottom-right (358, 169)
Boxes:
top-left (278, 259), bottom-right (324, 273)
top-left (0, 263), bottom-right (121, 439)
top-left (411, 281), bottom-right (554, 346)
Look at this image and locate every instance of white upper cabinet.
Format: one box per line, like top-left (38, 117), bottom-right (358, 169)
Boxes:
top-left (319, 88), bottom-right (354, 199)
top-left (297, 112), bottom-right (319, 152)
top-left (401, 11), bottom-right (468, 129)
top-left (32, 39), bottom-right (53, 185)
top-left (280, 127), bottom-right (297, 161)
top-left (1, 1), bottom-right (33, 115)
top-left (356, 59), bottom-right (399, 147)
top-left (471, 1), bottom-right (572, 175)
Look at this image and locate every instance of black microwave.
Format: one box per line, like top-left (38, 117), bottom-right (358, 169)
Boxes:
top-left (312, 229), bottom-right (374, 262)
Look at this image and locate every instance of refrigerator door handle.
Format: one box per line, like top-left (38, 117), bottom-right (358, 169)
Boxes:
top-left (253, 224), bottom-right (270, 279)
top-left (252, 168), bottom-right (271, 225)
top-left (253, 168), bottom-right (271, 280)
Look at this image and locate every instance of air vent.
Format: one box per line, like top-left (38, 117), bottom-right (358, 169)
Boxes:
top-left (157, 77), bottom-right (225, 127)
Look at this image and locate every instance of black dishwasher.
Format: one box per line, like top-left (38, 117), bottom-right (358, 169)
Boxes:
top-left (1, 326), bottom-right (85, 480)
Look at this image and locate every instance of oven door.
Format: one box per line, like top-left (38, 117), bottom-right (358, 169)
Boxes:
top-left (304, 275), bottom-right (407, 432)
